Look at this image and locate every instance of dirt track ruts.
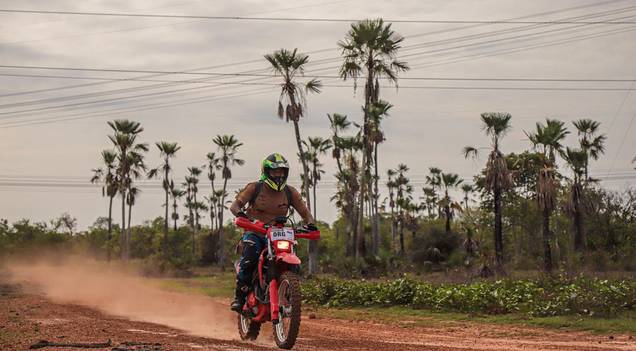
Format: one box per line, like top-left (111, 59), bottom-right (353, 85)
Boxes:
top-left (1, 283), bottom-right (635, 351)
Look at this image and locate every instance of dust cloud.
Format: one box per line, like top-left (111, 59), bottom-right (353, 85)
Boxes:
top-left (5, 256), bottom-right (239, 340)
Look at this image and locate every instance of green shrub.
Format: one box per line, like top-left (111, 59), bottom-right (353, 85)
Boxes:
top-left (302, 275), bottom-right (636, 317)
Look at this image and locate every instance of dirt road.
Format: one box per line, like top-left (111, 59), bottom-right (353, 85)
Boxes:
top-left (2, 282), bottom-right (635, 351)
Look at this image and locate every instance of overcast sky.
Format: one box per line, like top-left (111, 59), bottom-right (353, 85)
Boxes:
top-left (1, 0), bottom-right (635, 229)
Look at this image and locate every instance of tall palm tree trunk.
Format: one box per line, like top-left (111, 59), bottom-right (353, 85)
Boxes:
top-left (121, 188), bottom-right (127, 260)
top-left (542, 206), bottom-right (553, 272)
top-left (312, 168), bottom-right (318, 221)
top-left (217, 178), bottom-right (228, 266)
top-left (107, 195), bottom-right (114, 261)
top-left (291, 112), bottom-right (316, 274)
top-left (372, 143), bottom-right (380, 256)
top-left (192, 191), bottom-right (198, 257)
top-left (127, 201), bottom-right (133, 258)
top-left (399, 214), bottom-right (405, 254)
top-left (445, 205), bottom-right (452, 233)
top-left (494, 182), bottom-right (504, 269)
top-left (163, 166), bottom-right (169, 257)
top-left (573, 187), bottom-right (585, 252)
top-left (356, 164), bottom-right (366, 258)
top-left (173, 201), bottom-right (178, 232)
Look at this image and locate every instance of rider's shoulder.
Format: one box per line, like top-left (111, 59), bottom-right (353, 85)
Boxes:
top-left (239, 181), bottom-right (259, 194)
top-left (285, 185), bottom-right (301, 195)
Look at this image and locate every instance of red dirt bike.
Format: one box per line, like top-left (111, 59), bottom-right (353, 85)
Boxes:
top-left (234, 215), bottom-right (320, 349)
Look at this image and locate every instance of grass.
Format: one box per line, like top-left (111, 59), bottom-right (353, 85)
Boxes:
top-left (154, 271), bottom-right (235, 298)
top-left (155, 272), bottom-right (636, 336)
top-left (313, 305), bottom-right (636, 335)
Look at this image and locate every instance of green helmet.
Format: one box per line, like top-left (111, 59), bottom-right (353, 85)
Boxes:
top-left (260, 153), bottom-right (290, 191)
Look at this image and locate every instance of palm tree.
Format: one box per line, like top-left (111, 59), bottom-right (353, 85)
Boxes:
top-left (107, 119), bottom-right (148, 260)
top-left (573, 119), bottom-right (606, 182)
top-left (265, 48), bottom-right (321, 217)
top-left (183, 176), bottom-right (195, 234)
top-left (170, 185), bottom-right (185, 232)
top-left (461, 184), bottom-right (473, 210)
top-left (562, 147), bottom-right (588, 252)
top-left (124, 152), bottom-right (146, 258)
top-left (421, 186), bottom-right (437, 218)
top-left (90, 149), bottom-right (118, 260)
top-left (439, 172), bottom-right (463, 234)
top-left (303, 137), bottom-right (332, 274)
top-left (464, 112), bottom-right (513, 270)
top-left (368, 100), bottom-right (392, 255)
top-left (213, 134), bottom-right (244, 266)
top-left (425, 167), bottom-right (442, 217)
top-left (126, 186), bottom-right (140, 253)
top-left (187, 167), bottom-right (203, 230)
top-left (328, 113), bottom-right (351, 174)
top-left (331, 135), bottom-right (362, 257)
top-left (526, 119), bottom-right (569, 272)
top-left (303, 137), bottom-right (333, 221)
top-left (394, 164), bottom-right (411, 254)
top-left (148, 141), bottom-right (180, 256)
top-left (339, 19), bottom-right (409, 257)
top-left (386, 169), bottom-right (397, 250)
top-left (185, 166), bottom-right (204, 257)
top-left (205, 152), bottom-right (222, 232)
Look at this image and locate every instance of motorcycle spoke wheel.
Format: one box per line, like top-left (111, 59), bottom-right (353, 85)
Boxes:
top-left (273, 272), bottom-right (301, 349)
top-left (238, 313), bottom-right (261, 341)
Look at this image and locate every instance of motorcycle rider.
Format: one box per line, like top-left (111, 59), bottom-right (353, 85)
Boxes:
top-left (229, 153), bottom-right (315, 312)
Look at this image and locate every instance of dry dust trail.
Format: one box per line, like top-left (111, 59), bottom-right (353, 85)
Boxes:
top-left (5, 256), bottom-right (240, 340)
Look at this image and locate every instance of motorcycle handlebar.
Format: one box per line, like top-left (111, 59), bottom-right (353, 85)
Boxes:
top-left (234, 216), bottom-right (267, 234)
top-left (234, 217), bottom-right (320, 240)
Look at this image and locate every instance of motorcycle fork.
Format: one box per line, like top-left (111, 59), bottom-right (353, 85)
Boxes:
top-left (268, 256), bottom-right (281, 324)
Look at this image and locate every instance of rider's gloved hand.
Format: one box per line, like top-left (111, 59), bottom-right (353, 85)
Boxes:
top-left (236, 211), bottom-right (248, 219)
top-left (305, 223), bottom-right (318, 231)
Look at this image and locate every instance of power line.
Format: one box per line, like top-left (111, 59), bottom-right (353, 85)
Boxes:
top-left (3, 82), bottom-right (635, 122)
top-left (607, 101), bottom-right (636, 177)
top-left (2, 1), bottom-right (631, 104)
top-left (409, 24), bottom-right (636, 70)
top-left (0, 0), bottom-right (353, 46)
top-left (3, 8), bottom-right (636, 24)
top-left (1, 0), bottom-right (625, 101)
top-left (0, 87), bottom-right (275, 128)
top-left (402, 13), bottom-right (636, 61)
top-left (2, 67), bottom-right (634, 83)
top-left (2, 5), bottom-right (634, 126)
top-left (2, 4), bottom-right (629, 99)
top-left (2, 4), bottom-right (632, 108)
top-left (401, 4), bottom-right (636, 53)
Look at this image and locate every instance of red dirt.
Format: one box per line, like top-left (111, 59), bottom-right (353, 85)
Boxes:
top-left (1, 258), bottom-right (635, 351)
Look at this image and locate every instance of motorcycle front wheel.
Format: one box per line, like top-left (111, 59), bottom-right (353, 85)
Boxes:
top-left (238, 313), bottom-right (261, 341)
top-left (273, 271), bottom-right (301, 349)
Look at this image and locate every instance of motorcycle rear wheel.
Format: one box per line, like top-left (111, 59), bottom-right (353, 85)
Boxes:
top-left (273, 271), bottom-right (301, 349)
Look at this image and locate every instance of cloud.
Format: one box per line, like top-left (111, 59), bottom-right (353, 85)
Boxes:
top-left (1, 0), bottom-right (635, 228)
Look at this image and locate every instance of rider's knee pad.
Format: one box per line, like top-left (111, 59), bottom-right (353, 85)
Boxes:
top-left (238, 240), bottom-right (260, 281)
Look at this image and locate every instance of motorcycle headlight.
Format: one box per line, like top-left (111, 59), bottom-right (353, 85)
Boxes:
top-left (276, 240), bottom-right (291, 251)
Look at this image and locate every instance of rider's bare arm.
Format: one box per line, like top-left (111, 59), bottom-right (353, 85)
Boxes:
top-left (230, 183), bottom-right (256, 216)
top-left (289, 186), bottom-right (315, 224)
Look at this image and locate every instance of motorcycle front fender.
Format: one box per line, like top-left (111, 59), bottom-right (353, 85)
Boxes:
top-left (276, 252), bottom-right (301, 265)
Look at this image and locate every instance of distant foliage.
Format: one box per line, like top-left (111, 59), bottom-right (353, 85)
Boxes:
top-left (302, 275), bottom-right (636, 317)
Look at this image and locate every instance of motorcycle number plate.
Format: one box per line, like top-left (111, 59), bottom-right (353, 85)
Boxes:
top-left (270, 227), bottom-right (294, 241)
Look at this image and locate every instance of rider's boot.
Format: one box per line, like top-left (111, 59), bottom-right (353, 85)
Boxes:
top-left (230, 284), bottom-right (248, 313)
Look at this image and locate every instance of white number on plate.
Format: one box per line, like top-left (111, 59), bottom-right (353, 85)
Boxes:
top-left (271, 227), bottom-right (294, 241)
